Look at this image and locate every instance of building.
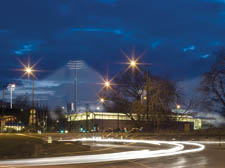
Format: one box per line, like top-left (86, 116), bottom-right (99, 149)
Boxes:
top-left (0, 103), bottom-right (25, 132)
top-left (67, 112), bottom-right (132, 132)
top-left (0, 115), bottom-right (16, 131)
top-left (66, 111), bottom-right (204, 132)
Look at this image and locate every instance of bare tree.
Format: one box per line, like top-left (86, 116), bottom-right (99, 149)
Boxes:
top-left (200, 49), bottom-right (225, 116)
top-left (103, 69), bottom-right (177, 131)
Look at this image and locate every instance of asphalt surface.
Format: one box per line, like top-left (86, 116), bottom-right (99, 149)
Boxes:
top-left (1, 140), bottom-right (225, 168)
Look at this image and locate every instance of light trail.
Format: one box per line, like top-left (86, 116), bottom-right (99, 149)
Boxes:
top-left (0, 138), bottom-right (206, 167)
top-left (189, 141), bottom-right (225, 144)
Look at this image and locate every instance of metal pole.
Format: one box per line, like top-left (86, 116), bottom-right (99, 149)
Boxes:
top-left (46, 115), bottom-right (48, 132)
top-left (146, 64), bottom-right (150, 130)
top-left (3, 88), bottom-right (5, 105)
top-left (117, 88), bottom-right (120, 130)
top-left (102, 111), bottom-right (103, 132)
top-left (146, 65), bottom-right (149, 121)
top-left (70, 115), bottom-right (72, 132)
top-left (32, 78), bottom-right (34, 107)
top-left (32, 78), bottom-right (34, 126)
top-left (1, 88), bottom-right (5, 114)
top-left (75, 68), bottom-right (77, 113)
top-left (86, 111), bottom-right (88, 132)
top-left (10, 88), bottom-right (12, 109)
top-left (117, 112), bottom-right (119, 131)
top-left (67, 60), bottom-right (83, 115)
top-left (2, 88), bottom-right (5, 109)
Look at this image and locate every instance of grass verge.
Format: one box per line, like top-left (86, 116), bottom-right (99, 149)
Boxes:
top-left (0, 134), bottom-right (90, 160)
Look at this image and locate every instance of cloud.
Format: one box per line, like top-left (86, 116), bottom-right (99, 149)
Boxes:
top-left (72, 26), bottom-right (162, 50)
top-left (71, 27), bottom-right (123, 35)
top-left (14, 41), bottom-right (42, 55)
top-left (15, 88), bottom-right (55, 96)
top-left (201, 54), bottom-right (210, 59)
top-left (14, 44), bottom-right (33, 55)
top-left (0, 0), bottom-right (225, 84)
top-left (183, 45), bottom-right (196, 52)
top-left (17, 79), bottom-right (62, 89)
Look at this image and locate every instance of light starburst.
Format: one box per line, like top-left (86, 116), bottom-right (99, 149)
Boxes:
top-left (121, 50), bottom-right (145, 72)
top-left (99, 77), bottom-right (113, 90)
top-left (16, 57), bottom-right (41, 79)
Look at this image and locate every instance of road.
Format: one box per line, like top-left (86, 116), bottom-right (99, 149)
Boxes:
top-left (0, 138), bottom-right (225, 168)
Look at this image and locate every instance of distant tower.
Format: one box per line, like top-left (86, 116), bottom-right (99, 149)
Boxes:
top-left (67, 60), bottom-right (84, 113)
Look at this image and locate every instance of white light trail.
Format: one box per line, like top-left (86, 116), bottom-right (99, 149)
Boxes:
top-left (0, 138), bottom-right (206, 167)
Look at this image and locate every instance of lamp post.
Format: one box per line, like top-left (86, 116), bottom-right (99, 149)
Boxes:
top-left (17, 57), bottom-right (43, 128)
top-left (25, 67), bottom-right (35, 107)
top-left (19, 60), bottom-right (38, 126)
top-left (24, 67), bottom-right (37, 126)
top-left (100, 97), bottom-right (105, 132)
top-left (7, 84), bottom-right (16, 109)
top-left (128, 57), bottom-right (151, 124)
top-left (101, 78), bottom-right (112, 131)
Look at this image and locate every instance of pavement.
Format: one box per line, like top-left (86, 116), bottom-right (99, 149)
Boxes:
top-left (11, 145), bottom-right (225, 168)
top-left (1, 137), bottom-right (225, 168)
top-left (1, 133), bottom-right (225, 168)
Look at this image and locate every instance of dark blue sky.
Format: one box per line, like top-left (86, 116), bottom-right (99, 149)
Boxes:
top-left (0, 0), bottom-right (224, 85)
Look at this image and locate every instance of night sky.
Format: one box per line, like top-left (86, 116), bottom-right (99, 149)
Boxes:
top-left (0, 0), bottom-right (224, 108)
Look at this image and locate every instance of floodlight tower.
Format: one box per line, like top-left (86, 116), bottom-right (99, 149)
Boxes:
top-left (7, 84), bottom-right (16, 109)
top-left (67, 60), bottom-right (84, 114)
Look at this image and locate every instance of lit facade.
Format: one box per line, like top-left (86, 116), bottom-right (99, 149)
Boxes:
top-left (66, 112), bottom-right (204, 131)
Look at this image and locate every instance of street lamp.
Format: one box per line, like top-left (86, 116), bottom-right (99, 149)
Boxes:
top-left (99, 75), bottom-right (113, 91)
top-left (101, 79), bottom-right (113, 91)
top-left (7, 84), bottom-right (16, 109)
top-left (100, 98), bottom-right (105, 103)
top-left (24, 66), bottom-right (35, 106)
top-left (26, 67), bottom-right (32, 74)
top-left (104, 81), bottom-right (110, 88)
top-left (99, 97), bottom-right (105, 132)
top-left (17, 58), bottom-right (38, 107)
top-left (176, 104), bottom-right (181, 109)
top-left (17, 58), bottom-right (41, 126)
top-left (130, 60), bottom-right (137, 67)
top-left (126, 55), bottom-right (151, 122)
